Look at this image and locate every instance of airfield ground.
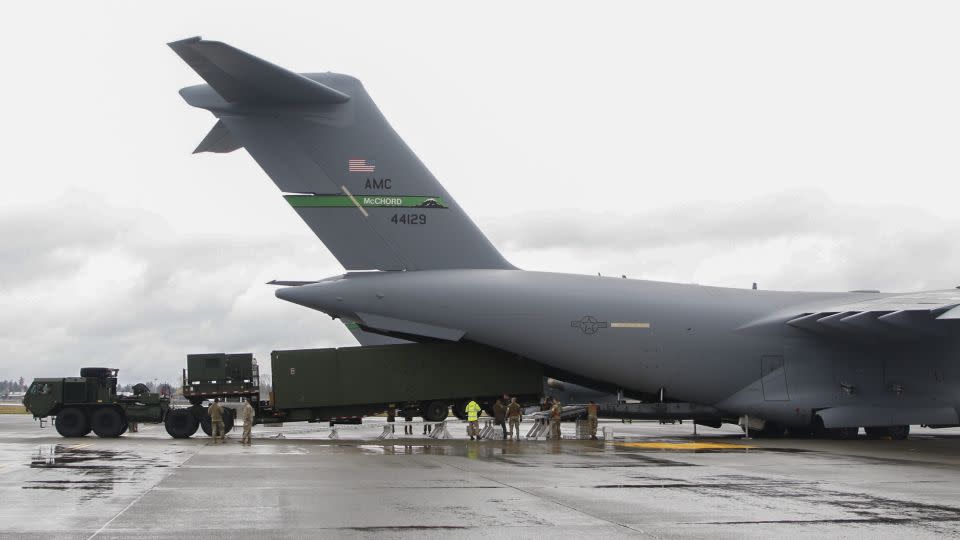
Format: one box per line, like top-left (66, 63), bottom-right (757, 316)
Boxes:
top-left (1, 415), bottom-right (959, 539)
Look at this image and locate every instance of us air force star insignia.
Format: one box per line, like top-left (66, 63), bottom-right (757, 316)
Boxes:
top-left (571, 316), bottom-right (609, 335)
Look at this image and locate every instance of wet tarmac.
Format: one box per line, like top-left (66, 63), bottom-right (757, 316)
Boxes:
top-left (2, 415), bottom-right (960, 539)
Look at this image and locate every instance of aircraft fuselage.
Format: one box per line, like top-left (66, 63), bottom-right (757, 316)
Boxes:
top-left (277, 270), bottom-right (960, 428)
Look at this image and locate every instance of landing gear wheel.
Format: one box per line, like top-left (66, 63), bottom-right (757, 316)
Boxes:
top-left (758, 423), bottom-right (786, 438)
top-left (828, 427), bottom-right (859, 440)
top-left (888, 425), bottom-right (910, 440)
top-left (91, 408), bottom-right (126, 438)
top-left (422, 401), bottom-right (450, 422)
top-left (452, 401), bottom-right (467, 421)
top-left (165, 408), bottom-right (199, 438)
top-left (865, 427), bottom-right (887, 439)
top-left (55, 407), bottom-right (89, 437)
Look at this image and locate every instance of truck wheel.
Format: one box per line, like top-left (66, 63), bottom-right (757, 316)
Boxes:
top-left (165, 408), bottom-right (199, 438)
top-left (223, 408), bottom-right (234, 434)
top-left (422, 401), bottom-right (449, 422)
top-left (452, 401), bottom-right (468, 421)
top-left (91, 408), bottom-right (126, 438)
top-left (200, 414), bottom-right (212, 436)
top-left (55, 407), bottom-right (89, 437)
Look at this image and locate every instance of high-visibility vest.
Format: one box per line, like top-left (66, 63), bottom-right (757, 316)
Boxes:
top-left (465, 401), bottom-right (482, 422)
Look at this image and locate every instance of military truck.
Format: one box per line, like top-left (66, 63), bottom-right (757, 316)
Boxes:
top-left (27, 342), bottom-right (545, 438)
top-left (23, 368), bottom-right (169, 437)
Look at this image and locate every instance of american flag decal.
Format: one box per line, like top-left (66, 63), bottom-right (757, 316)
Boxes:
top-left (348, 158), bottom-right (376, 173)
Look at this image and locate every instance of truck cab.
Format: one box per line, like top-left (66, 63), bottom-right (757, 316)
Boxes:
top-left (23, 368), bottom-right (169, 438)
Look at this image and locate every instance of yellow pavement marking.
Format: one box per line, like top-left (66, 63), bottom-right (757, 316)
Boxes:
top-left (618, 441), bottom-right (756, 450)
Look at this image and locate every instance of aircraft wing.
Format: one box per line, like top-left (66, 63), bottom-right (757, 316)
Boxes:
top-left (787, 290), bottom-right (960, 339)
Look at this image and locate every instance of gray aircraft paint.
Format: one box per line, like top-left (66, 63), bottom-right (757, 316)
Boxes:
top-left (172, 37), bottom-right (960, 431)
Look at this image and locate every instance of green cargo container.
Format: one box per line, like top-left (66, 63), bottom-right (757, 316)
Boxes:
top-left (271, 342), bottom-right (543, 421)
top-left (183, 353), bottom-right (258, 404)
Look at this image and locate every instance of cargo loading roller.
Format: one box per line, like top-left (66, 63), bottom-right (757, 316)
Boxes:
top-left (23, 343), bottom-right (545, 438)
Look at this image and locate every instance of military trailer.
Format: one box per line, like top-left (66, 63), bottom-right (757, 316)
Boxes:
top-left (263, 342), bottom-right (544, 424)
top-left (23, 368), bottom-right (169, 438)
top-left (27, 342), bottom-right (545, 438)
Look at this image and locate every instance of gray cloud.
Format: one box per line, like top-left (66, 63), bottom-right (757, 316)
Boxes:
top-left (0, 192), bottom-right (350, 383)
top-left (486, 190), bottom-right (960, 293)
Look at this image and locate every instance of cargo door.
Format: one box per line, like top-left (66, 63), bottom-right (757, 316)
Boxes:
top-left (761, 355), bottom-right (790, 401)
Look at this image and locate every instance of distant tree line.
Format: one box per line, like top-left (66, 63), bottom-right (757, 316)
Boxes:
top-left (118, 380), bottom-right (175, 398)
top-left (1, 378), bottom-right (27, 396)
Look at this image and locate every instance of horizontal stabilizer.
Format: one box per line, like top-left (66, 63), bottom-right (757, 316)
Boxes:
top-left (168, 37), bottom-right (350, 105)
top-left (266, 280), bottom-right (319, 287)
top-left (194, 120), bottom-right (241, 154)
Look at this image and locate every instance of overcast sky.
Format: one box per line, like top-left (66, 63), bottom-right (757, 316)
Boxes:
top-left (2, 2), bottom-right (959, 383)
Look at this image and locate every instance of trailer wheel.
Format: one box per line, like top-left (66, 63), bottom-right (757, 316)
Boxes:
top-left (91, 408), bottom-right (127, 438)
top-left (54, 407), bottom-right (89, 437)
top-left (200, 409), bottom-right (233, 436)
top-left (223, 408), bottom-right (234, 434)
top-left (452, 401), bottom-right (467, 421)
top-left (200, 414), bottom-right (212, 436)
top-left (165, 408), bottom-right (199, 438)
top-left (422, 401), bottom-right (450, 422)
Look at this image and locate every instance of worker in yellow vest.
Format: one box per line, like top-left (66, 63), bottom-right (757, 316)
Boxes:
top-left (465, 399), bottom-right (482, 440)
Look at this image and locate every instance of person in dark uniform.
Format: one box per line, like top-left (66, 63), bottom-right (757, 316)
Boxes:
top-left (493, 399), bottom-right (507, 439)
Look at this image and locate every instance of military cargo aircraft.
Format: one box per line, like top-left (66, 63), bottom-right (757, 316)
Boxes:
top-left (171, 37), bottom-right (960, 439)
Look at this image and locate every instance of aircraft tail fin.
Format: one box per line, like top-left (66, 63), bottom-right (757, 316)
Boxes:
top-left (171, 37), bottom-right (513, 272)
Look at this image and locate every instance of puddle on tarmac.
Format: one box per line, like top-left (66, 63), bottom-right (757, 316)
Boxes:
top-left (24, 444), bottom-right (153, 500)
top-left (356, 444), bottom-right (510, 458)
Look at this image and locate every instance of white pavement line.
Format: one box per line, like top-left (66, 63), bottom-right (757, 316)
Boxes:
top-left (86, 446), bottom-right (204, 540)
top-left (430, 453), bottom-right (659, 539)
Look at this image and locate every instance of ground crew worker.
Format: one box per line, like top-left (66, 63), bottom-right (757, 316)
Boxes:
top-left (549, 399), bottom-right (562, 440)
top-left (507, 397), bottom-right (522, 440)
top-left (465, 399), bottom-right (482, 440)
top-left (208, 398), bottom-right (225, 443)
top-left (240, 398), bottom-right (255, 445)
top-left (493, 399), bottom-right (507, 439)
top-left (540, 397), bottom-right (552, 412)
top-left (586, 400), bottom-right (599, 440)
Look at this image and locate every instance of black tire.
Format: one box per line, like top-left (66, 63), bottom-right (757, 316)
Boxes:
top-left (422, 401), bottom-right (450, 422)
top-left (165, 408), bottom-right (199, 438)
top-left (79, 367), bottom-right (113, 378)
top-left (55, 407), bottom-right (89, 437)
top-left (452, 401), bottom-right (468, 421)
top-left (223, 408), bottom-right (234, 434)
top-left (91, 408), bottom-right (126, 438)
top-left (864, 426), bottom-right (887, 439)
top-left (888, 425), bottom-right (910, 440)
top-left (200, 414), bottom-right (212, 436)
top-left (828, 427), bottom-right (859, 440)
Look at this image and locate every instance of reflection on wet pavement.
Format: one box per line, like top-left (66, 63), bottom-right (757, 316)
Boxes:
top-left (2, 416), bottom-right (960, 538)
